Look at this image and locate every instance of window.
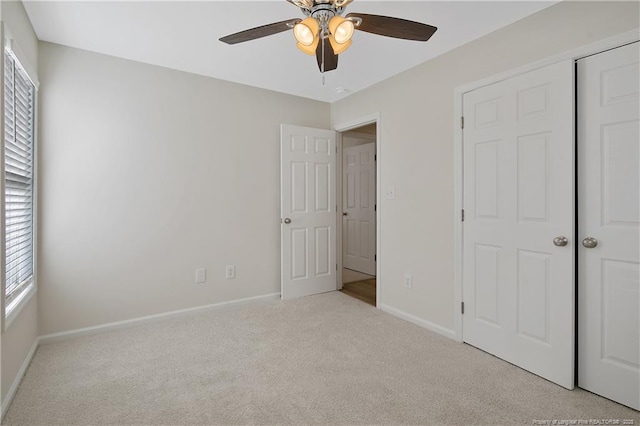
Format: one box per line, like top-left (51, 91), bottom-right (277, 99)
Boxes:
top-left (3, 48), bottom-right (36, 318)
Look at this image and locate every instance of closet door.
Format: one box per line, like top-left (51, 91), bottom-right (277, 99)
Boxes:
top-left (462, 60), bottom-right (575, 389)
top-left (578, 42), bottom-right (639, 410)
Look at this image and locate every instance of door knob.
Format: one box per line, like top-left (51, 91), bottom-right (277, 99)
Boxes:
top-left (553, 236), bottom-right (568, 247)
top-left (343, 212), bottom-right (348, 216)
top-left (582, 237), bottom-right (598, 248)
top-left (283, 218), bottom-right (291, 224)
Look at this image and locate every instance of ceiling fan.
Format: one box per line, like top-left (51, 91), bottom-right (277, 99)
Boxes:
top-left (219, 0), bottom-right (437, 73)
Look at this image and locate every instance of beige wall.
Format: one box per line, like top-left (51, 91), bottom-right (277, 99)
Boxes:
top-left (0, 297), bottom-right (36, 405)
top-left (37, 42), bottom-right (330, 335)
top-left (331, 1), bottom-right (639, 333)
top-left (0, 0), bottom-right (39, 408)
top-left (2, 0), bottom-right (37, 68)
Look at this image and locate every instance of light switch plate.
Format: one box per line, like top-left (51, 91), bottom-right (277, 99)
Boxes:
top-left (384, 186), bottom-right (396, 200)
top-left (195, 268), bottom-right (206, 284)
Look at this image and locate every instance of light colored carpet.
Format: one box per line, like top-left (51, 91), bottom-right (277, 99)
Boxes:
top-left (4, 292), bottom-right (639, 425)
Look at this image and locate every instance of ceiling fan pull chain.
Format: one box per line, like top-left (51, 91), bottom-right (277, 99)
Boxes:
top-left (319, 37), bottom-right (324, 84)
top-left (320, 38), bottom-right (325, 84)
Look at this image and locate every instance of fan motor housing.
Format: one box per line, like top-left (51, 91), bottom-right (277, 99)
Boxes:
top-left (305, 3), bottom-right (345, 21)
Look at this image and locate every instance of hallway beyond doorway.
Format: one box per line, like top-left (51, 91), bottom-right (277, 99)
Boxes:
top-left (341, 268), bottom-right (376, 306)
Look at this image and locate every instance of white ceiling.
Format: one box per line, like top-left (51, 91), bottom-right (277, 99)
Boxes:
top-left (23, 1), bottom-right (556, 103)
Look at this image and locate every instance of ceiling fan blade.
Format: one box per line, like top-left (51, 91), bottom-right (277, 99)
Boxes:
top-left (346, 13), bottom-right (437, 42)
top-left (316, 37), bottom-right (338, 73)
top-left (220, 18), bottom-right (301, 45)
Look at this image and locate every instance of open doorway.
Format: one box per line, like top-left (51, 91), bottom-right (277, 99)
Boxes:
top-left (339, 123), bottom-right (377, 306)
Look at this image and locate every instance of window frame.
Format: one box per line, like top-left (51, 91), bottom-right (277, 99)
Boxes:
top-left (1, 30), bottom-right (39, 330)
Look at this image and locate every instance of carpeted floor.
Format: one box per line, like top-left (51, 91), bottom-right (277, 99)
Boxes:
top-left (4, 292), bottom-right (639, 425)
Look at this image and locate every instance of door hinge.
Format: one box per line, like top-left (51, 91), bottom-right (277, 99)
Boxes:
top-left (461, 117), bottom-right (464, 129)
top-left (336, 205), bottom-right (338, 212)
top-left (374, 204), bottom-right (377, 211)
top-left (336, 264), bottom-right (338, 271)
top-left (374, 154), bottom-right (377, 161)
top-left (461, 209), bottom-right (465, 222)
top-left (461, 302), bottom-right (465, 314)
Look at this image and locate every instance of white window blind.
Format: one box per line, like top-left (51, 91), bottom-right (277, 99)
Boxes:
top-left (4, 50), bottom-right (35, 312)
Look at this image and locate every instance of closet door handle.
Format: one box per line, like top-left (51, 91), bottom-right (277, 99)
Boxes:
top-left (582, 237), bottom-right (598, 248)
top-left (553, 236), bottom-right (568, 247)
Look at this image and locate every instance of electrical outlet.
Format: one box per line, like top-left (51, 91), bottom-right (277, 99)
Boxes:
top-left (225, 265), bottom-right (236, 279)
top-left (404, 273), bottom-right (413, 289)
top-left (195, 268), bottom-right (206, 284)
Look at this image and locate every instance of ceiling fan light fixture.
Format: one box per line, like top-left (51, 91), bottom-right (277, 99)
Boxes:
top-left (329, 36), bottom-right (352, 55)
top-left (328, 16), bottom-right (355, 44)
top-left (293, 17), bottom-right (319, 46)
top-left (220, 1), bottom-right (439, 74)
top-left (296, 39), bottom-right (319, 55)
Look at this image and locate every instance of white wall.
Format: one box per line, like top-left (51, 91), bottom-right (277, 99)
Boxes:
top-left (37, 42), bottom-right (329, 335)
top-left (331, 1), bottom-right (639, 335)
top-left (0, 0), bottom-right (39, 408)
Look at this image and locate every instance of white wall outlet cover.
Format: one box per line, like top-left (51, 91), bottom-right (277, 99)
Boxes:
top-left (404, 273), bottom-right (413, 288)
top-left (225, 265), bottom-right (236, 279)
top-left (195, 268), bottom-right (206, 284)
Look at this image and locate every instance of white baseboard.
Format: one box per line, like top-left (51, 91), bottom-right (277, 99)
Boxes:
top-left (379, 303), bottom-right (457, 340)
top-left (39, 292), bottom-right (281, 344)
top-left (1, 338), bottom-right (38, 421)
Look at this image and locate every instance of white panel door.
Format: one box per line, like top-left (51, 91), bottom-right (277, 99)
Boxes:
top-left (462, 60), bottom-right (575, 388)
top-left (281, 124), bottom-right (337, 300)
top-left (343, 142), bottom-right (376, 275)
top-left (577, 42), bottom-right (640, 410)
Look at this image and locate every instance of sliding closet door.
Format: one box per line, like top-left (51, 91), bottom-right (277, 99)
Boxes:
top-left (462, 60), bottom-right (575, 389)
top-left (577, 42), bottom-right (639, 411)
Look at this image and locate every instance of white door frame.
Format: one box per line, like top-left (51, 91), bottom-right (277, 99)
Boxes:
top-left (334, 113), bottom-right (381, 307)
top-left (453, 29), bottom-right (640, 343)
